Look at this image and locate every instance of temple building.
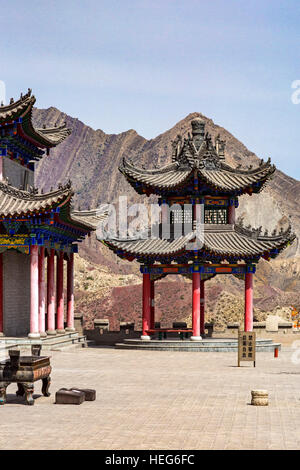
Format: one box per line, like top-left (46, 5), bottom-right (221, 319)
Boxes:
top-left (101, 118), bottom-right (295, 341)
top-left (0, 89), bottom-right (104, 339)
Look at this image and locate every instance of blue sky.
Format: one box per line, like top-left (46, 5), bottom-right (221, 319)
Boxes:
top-left (1, 0), bottom-right (300, 178)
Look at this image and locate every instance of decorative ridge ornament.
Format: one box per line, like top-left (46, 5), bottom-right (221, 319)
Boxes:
top-left (0, 89), bottom-right (72, 148)
top-left (119, 119), bottom-right (277, 197)
top-left (235, 218), bottom-right (295, 243)
top-left (0, 178), bottom-right (73, 201)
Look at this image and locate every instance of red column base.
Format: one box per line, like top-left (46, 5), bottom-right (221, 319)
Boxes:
top-left (141, 273), bottom-right (151, 340)
top-left (191, 272), bottom-right (202, 341)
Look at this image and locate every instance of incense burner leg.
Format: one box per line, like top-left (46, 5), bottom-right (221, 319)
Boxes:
top-left (0, 382), bottom-right (9, 405)
top-left (16, 383), bottom-right (25, 397)
top-left (42, 376), bottom-right (51, 397)
top-left (22, 383), bottom-right (35, 406)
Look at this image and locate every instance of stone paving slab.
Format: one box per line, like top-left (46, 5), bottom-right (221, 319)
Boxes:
top-left (0, 347), bottom-right (300, 450)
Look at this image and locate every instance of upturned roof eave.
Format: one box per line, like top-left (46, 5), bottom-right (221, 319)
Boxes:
top-left (0, 90), bottom-right (71, 148)
top-left (119, 156), bottom-right (276, 194)
top-left (0, 182), bottom-right (73, 219)
top-left (100, 225), bottom-right (295, 260)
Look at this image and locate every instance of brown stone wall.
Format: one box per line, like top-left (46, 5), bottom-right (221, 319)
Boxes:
top-left (3, 250), bottom-right (30, 336)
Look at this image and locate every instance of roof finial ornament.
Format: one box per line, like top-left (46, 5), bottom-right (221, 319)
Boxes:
top-left (65, 179), bottom-right (72, 189)
top-left (237, 216), bottom-right (244, 227)
top-left (29, 185), bottom-right (38, 195)
top-left (10, 98), bottom-right (14, 104)
top-left (191, 118), bottom-right (205, 149)
top-left (205, 132), bottom-right (212, 149)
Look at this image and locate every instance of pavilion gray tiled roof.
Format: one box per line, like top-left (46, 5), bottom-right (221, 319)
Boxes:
top-left (101, 224), bottom-right (295, 261)
top-left (103, 232), bottom-right (196, 256)
top-left (0, 181), bottom-right (72, 217)
top-left (119, 118), bottom-right (276, 194)
top-left (0, 90), bottom-right (35, 123)
top-left (120, 160), bottom-right (191, 189)
top-left (121, 159), bottom-right (275, 193)
top-left (70, 209), bottom-right (108, 230)
top-left (0, 89), bottom-right (71, 147)
top-left (32, 123), bottom-right (71, 146)
top-left (0, 180), bottom-right (106, 232)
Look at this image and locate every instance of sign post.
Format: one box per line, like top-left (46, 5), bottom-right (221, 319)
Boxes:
top-left (238, 331), bottom-right (256, 367)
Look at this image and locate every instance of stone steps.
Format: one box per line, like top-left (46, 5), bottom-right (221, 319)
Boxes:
top-left (40, 333), bottom-right (87, 351)
top-left (0, 332), bottom-right (87, 354)
top-left (115, 338), bottom-right (281, 352)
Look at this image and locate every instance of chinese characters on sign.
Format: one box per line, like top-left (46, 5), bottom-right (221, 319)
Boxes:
top-left (238, 331), bottom-right (256, 367)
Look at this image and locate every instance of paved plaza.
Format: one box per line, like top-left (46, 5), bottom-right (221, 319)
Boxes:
top-left (1, 345), bottom-right (300, 450)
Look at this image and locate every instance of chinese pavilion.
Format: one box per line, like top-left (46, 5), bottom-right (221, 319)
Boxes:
top-left (101, 118), bottom-right (295, 340)
top-left (0, 89), bottom-right (104, 338)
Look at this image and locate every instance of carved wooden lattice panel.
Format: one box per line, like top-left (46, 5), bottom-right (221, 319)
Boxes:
top-left (204, 208), bottom-right (227, 224)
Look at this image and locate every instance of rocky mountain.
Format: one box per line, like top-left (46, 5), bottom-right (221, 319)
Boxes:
top-left (32, 107), bottom-right (300, 329)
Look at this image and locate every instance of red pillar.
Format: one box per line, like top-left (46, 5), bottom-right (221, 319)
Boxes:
top-left (150, 280), bottom-right (155, 330)
top-left (244, 272), bottom-right (253, 332)
top-left (141, 273), bottom-right (151, 340)
top-left (47, 249), bottom-right (56, 335)
top-left (56, 252), bottom-right (65, 333)
top-left (29, 245), bottom-right (40, 338)
top-left (200, 279), bottom-right (205, 335)
top-left (66, 252), bottom-right (75, 331)
top-left (0, 253), bottom-right (3, 336)
top-left (38, 247), bottom-right (46, 337)
top-left (191, 272), bottom-right (202, 340)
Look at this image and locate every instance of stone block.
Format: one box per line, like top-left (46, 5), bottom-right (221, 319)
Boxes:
top-left (70, 388), bottom-right (96, 401)
top-left (266, 315), bottom-right (279, 332)
top-left (55, 388), bottom-right (85, 405)
top-left (74, 314), bottom-right (84, 335)
top-left (172, 322), bottom-right (187, 329)
top-left (94, 319), bottom-right (109, 331)
top-left (120, 321), bottom-right (134, 331)
top-left (251, 390), bottom-right (268, 406)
